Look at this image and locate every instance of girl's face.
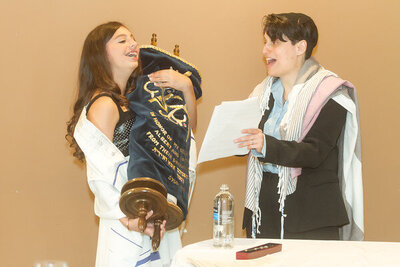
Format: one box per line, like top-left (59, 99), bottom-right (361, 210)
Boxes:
top-left (262, 33), bottom-right (303, 80)
top-left (106, 26), bottom-right (139, 77)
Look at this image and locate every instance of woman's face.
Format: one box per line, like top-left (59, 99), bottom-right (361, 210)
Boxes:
top-left (262, 33), bottom-right (301, 79)
top-left (106, 26), bottom-right (139, 77)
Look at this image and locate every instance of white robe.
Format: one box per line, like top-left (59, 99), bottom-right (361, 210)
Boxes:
top-left (74, 107), bottom-right (182, 267)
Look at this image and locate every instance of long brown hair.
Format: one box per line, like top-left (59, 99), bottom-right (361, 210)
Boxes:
top-left (66, 21), bottom-right (140, 161)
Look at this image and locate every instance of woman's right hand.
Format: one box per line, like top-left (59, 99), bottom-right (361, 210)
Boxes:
top-left (119, 210), bottom-right (167, 238)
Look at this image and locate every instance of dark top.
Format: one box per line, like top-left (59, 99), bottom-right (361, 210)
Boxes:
top-left (86, 93), bottom-right (135, 157)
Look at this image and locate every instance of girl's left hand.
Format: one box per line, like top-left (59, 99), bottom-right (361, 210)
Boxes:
top-left (148, 68), bottom-right (192, 94)
top-left (234, 128), bottom-right (264, 153)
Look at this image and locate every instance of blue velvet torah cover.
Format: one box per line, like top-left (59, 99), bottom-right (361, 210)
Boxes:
top-left (127, 46), bottom-right (202, 219)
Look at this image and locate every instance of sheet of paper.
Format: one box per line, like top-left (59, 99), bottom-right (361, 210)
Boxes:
top-left (197, 97), bottom-right (262, 164)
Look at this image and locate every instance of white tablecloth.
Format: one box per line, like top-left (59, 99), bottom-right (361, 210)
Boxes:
top-left (171, 238), bottom-right (400, 267)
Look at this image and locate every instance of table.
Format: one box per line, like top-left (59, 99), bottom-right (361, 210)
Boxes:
top-left (171, 238), bottom-right (400, 267)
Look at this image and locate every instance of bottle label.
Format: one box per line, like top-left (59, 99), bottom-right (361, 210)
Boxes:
top-left (213, 207), bottom-right (232, 224)
top-left (221, 210), bottom-right (232, 224)
top-left (213, 207), bottom-right (218, 221)
top-left (213, 213), bottom-right (218, 220)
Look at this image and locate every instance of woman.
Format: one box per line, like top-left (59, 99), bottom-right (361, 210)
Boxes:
top-left (235, 13), bottom-right (363, 240)
top-left (66, 22), bottom-right (197, 266)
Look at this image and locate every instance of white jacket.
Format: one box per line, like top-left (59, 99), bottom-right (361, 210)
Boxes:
top-left (74, 107), bottom-right (181, 267)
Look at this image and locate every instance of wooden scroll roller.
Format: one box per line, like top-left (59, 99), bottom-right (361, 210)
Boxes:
top-left (119, 178), bottom-right (183, 251)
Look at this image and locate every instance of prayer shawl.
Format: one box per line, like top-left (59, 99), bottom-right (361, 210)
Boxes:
top-left (245, 58), bottom-right (363, 240)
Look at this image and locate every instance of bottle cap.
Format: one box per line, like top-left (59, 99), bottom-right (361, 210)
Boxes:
top-left (220, 184), bottom-right (229, 191)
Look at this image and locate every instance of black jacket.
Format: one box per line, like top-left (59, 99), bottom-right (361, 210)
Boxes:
top-left (243, 96), bottom-right (349, 233)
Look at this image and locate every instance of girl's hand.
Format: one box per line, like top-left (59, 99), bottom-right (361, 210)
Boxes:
top-left (120, 210), bottom-right (166, 237)
top-left (148, 68), bottom-right (192, 94)
top-left (234, 128), bottom-right (264, 153)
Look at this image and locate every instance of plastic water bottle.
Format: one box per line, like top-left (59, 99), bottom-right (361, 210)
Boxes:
top-left (213, 184), bottom-right (234, 247)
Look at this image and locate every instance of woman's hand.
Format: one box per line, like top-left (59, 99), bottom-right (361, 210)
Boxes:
top-left (148, 69), bottom-right (197, 129)
top-left (119, 210), bottom-right (167, 238)
top-left (234, 128), bottom-right (264, 153)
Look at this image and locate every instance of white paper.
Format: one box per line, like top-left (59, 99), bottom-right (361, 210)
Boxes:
top-left (197, 97), bottom-right (262, 164)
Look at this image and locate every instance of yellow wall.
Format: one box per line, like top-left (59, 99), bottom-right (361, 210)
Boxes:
top-left (1, 0), bottom-right (399, 266)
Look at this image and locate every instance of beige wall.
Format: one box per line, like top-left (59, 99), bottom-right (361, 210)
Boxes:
top-left (1, 0), bottom-right (399, 266)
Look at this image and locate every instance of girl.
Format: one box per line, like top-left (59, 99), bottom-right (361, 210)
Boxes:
top-left (66, 21), bottom-right (196, 266)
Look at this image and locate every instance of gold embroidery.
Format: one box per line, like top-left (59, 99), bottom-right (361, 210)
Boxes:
top-left (144, 81), bottom-right (168, 112)
top-left (144, 81), bottom-right (188, 127)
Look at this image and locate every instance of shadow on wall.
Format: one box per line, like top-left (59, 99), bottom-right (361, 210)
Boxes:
top-left (197, 155), bottom-right (247, 176)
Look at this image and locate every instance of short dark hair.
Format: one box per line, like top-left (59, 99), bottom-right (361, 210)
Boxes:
top-left (263, 13), bottom-right (318, 59)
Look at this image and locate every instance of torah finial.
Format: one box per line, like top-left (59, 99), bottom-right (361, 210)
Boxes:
top-left (173, 44), bottom-right (180, 56)
top-left (151, 33), bottom-right (157, 46)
